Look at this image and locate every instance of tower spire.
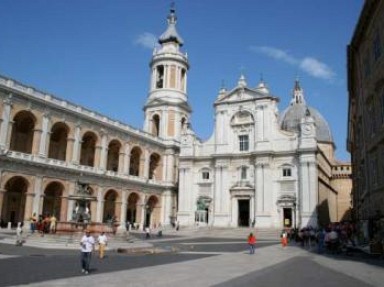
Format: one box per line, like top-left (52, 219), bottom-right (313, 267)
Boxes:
top-left (158, 3), bottom-right (184, 46)
top-left (291, 77), bottom-right (306, 105)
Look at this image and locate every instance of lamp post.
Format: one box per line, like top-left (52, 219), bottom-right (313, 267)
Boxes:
top-left (293, 201), bottom-right (297, 231)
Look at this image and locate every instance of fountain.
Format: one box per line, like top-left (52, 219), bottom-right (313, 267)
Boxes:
top-left (56, 181), bottom-right (118, 234)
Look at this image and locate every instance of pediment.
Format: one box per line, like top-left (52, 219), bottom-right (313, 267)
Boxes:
top-left (216, 87), bottom-right (269, 104)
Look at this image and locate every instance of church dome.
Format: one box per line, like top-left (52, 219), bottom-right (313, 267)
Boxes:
top-left (280, 80), bottom-right (333, 143)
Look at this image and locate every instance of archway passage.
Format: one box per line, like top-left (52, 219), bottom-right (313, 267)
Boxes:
top-left (126, 193), bottom-right (140, 226)
top-left (145, 196), bottom-right (159, 228)
top-left (1, 177), bottom-right (28, 227)
top-left (103, 190), bottom-right (117, 223)
top-left (42, 182), bottom-right (63, 219)
top-left (238, 199), bottom-right (250, 227)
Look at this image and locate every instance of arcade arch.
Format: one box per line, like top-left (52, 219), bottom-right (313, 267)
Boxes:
top-left (42, 182), bottom-right (63, 219)
top-left (149, 153), bottom-right (161, 180)
top-left (129, 147), bottom-right (142, 176)
top-left (1, 176), bottom-right (28, 226)
top-left (106, 140), bottom-right (121, 172)
top-left (127, 192), bottom-right (140, 225)
top-left (103, 189), bottom-right (117, 223)
top-left (48, 122), bottom-right (69, 161)
top-left (80, 132), bottom-right (97, 167)
top-left (10, 111), bottom-right (36, 154)
top-left (145, 195), bottom-right (160, 228)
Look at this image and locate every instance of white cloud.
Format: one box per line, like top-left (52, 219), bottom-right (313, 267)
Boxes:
top-left (250, 45), bottom-right (335, 81)
top-left (250, 46), bottom-right (297, 65)
top-left (135, 32), bottom-right (157, 49)
top-left (299, 57), bottom-right (335, 80)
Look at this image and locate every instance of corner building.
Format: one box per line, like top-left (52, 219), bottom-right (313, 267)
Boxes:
top-left (0, 7), bottom-right (350, 231)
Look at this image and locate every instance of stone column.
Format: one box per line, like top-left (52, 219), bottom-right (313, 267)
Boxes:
top-left (139, 195), bottom-right (147, 230)
top-left (117, 189), bottom-right (127, 233)
top-left (0, 95), bottom-right (13, 150)
top-left (66, 181), bottom-right (76, 221)
top-left (38, 112), bottom-right (50, 157)
top-left (32, 128), bottom-right (42, 155)
top-left (90, 200), bottom-right (97, 222)
top-left (66, 136), bottom-right (75, 163)
top-left (60, 197), bottom-right (68, 222)
top-left (71, 125), bottom-right (81, 164)
top-left (123, 143), bottom-right (130, 175)
top-left (32, 176), bottom-right (43, 216)
top-left (98, 133), bottom-right (108, 171)
top-left (23, 193), bottom-right (34, 223)
top-left (0, 189), bottom-right (5, 220)
top-left (162, 190), bottom-right (173, 225)
top-left (118, 151), bottom-right (125, 174)
top-left (255, 163), bottom-right (264, 213)
top-left (143, 149), bottom-right (150, 179)
top-left (96, 187), bottom-right (104, 223)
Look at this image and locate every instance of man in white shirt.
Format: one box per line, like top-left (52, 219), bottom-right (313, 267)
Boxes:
top-left (97, 232), bottom-right (108, 259)
top-left (80, 229), bottom-right (95, 275)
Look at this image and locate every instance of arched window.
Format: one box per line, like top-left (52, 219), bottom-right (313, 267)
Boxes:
top-left (152, 115), bottom-right (160, 136)
top-left (80, 132), bottom-right (97, 167)
top-left (156, 65), bottom-right (164, 89)
top-left (181, 117), bottom-right (187, 133)
top-left (106, 140), bottom-right (121, 172)
top-left (129, 147), bottom-right (142, 176)
top-left (48, 122), bottom-right (69, 161)
top-left (149, 153), bottom-right (161, 180)
top-left (10, 111), bottom-right (36, 154)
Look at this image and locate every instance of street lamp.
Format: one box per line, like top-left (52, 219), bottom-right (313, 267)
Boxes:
top-left (293, 201), bottom-right (297, 231)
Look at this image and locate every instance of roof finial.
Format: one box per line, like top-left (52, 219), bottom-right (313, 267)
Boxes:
top-left (291, 76), bottom-right (305, 105)
top-left (158, 2), bottom-right (184, 46)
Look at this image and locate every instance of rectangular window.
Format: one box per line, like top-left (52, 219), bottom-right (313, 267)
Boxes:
top-left (239, 135), bottom-right (249, 151)
top-left (241, 166), bottom-right (247, 180)
top-left (283, 168), bottom-right (292, 177)
top-left (202, 171), bottom-right (210, 180)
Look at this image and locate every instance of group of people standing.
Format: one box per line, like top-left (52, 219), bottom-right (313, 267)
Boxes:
top-left (80, 230), bottom-right (108, 275)
top-left (29, 213), bottom-right (57, 235)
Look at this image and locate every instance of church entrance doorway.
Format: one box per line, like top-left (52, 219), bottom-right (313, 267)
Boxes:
top-left (238, 199), bottom-right (250, 227)
top-left (283, 208), bottom-right (292, 228)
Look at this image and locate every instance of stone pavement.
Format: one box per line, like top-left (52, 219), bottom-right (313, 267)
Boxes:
top-left (2, 227), bottom-right (384, 287)
top-left (11, 244), bottom-right (384, 287)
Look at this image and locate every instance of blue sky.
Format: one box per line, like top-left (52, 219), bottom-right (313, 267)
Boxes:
top-left (0, 1), bottom-right (363, 161)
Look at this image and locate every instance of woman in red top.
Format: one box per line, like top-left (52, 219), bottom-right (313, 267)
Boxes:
top-left (248, 233), bottom-right (256, 254)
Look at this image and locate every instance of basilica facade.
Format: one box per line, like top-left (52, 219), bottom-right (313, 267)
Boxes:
top-left (0, 7), bottom-right (351, 232)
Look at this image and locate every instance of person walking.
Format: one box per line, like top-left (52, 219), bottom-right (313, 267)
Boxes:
top-left (49, 214), bottom-right (57, 234)
top-left (247, 232), bottom-right (256, 254)
top-left (16, 222), bottom-right (23, 246)
top-left (80, 229), bottom-right (95, 275)
top-left (97, 232), bottom-right (108, 259)
top-left (281, 230), bottom-right (288, 248)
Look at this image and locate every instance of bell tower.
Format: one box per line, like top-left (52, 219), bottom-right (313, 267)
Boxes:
top-left (143, 5), bottom-right (191, 141)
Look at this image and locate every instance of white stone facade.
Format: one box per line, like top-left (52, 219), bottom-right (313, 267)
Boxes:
top-left (178, 78), bottom-right (320, 229)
